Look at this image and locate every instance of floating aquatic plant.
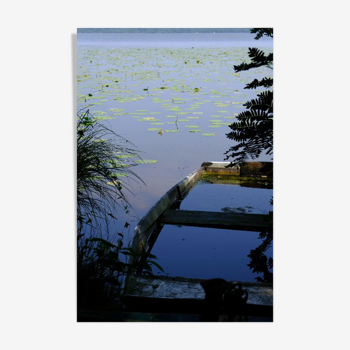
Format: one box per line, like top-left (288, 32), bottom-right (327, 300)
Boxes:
top-left (135, 159), bottom-right (158, 164)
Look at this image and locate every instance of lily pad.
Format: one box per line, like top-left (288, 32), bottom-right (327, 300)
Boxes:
top-left (141, 117), bottom-right (158, 121)
top-left (135, 159), bottom-right (158, 164)
top-left (202, 133), bottom-right (216, 136)
top-left (116, 154), bottom-right (138, 159)
top-left (93, 116), bottom-right (114, 120)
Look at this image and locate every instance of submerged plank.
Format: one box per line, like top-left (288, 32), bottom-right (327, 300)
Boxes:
top-left (160, 210), bottom-right (272, 231)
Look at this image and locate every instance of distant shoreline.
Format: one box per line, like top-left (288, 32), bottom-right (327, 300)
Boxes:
top-left (77, 28), bottom-right (252, 34)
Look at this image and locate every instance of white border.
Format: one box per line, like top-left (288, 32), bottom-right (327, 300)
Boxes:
top-left (1, 1), bottom-right (349, 349)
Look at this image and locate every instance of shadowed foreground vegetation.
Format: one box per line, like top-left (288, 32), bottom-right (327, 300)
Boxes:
top-left (77, 109), bottom-right (163, 310)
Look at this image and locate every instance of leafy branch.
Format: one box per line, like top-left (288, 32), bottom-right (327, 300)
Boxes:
top-left (234, 48), bottom-right (273, 72)
top-left (251, 28), bottom-right (273, 40)
top-left (225, 28), bottom-right (273, 166)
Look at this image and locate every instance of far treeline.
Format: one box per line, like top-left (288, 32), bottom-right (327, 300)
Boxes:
top-left (77, 28), bottom-right (252, 33)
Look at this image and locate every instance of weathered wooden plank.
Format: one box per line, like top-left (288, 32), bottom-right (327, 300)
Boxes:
top-left (160, 210), bottom-right (272, 231)
top-left (129, 167), bottom-right (204, 255)
top-left (123, 275), bottom-right (273, 307)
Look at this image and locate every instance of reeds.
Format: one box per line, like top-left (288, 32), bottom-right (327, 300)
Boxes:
top-left (77, 108), bottom-right (143, 235)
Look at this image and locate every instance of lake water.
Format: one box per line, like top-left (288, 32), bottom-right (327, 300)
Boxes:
top-left (77, 32), bottom-right (273, 282)
top-left (151, 180), bottom-right (273, 281)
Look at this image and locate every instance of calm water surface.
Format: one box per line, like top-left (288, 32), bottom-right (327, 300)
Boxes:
top-left (77, 32), bottom-right (273, 281)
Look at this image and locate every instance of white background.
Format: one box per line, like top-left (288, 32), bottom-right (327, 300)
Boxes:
top-left (1, 1), bottom-right (349, 349)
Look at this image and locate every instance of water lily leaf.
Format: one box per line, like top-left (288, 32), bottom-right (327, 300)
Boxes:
top-left (93, 116), bottom-right (114, 120)
top-left (110, 108), bottom-right (125, 112)
top-left (116, 154), bottom-right (138, 159)
top-left (135, 159), bottom-right (158, 164)
top-left (202, 133), bottom-right (216, 136)
top-left (214, 103), bottom-right (230, 107)
top-left (141, 117), bottom-right (158, 121)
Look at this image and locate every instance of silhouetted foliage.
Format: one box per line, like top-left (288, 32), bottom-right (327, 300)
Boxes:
top-left (251, 28), bottom-right (273, 40)
top-left (245, 77), bottom-right (273, 89)
top-left (234, 48), bottom-right (273, 72)
top-left (225, 28), bottom-right (273, 166)
top-left (225, 29), bottom-right (273, 283)
top-left (77, 236), bottom-right (164, 310)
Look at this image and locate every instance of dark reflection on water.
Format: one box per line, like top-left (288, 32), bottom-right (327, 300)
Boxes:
top-left (150, 181), bottom-right (272, 282)
top-left (151, 225), bottom-right (272, 282)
